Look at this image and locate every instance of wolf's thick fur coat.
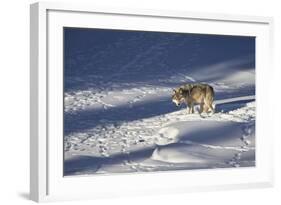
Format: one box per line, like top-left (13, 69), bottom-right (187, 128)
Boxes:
top-left (172, 83), bottom-right (215, 114)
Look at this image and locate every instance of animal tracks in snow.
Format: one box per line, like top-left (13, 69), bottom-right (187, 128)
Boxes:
top-left (65, 99), bottom-right (255, 169)
top-left (63, 79), bottom-right (255, 175)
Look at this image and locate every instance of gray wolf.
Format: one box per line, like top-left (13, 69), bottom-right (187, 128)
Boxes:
top-left (172, 83), bottom-right (215, 114)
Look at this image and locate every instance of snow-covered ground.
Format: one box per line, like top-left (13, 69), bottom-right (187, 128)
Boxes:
top-left (64, 29), bottom-right (255, 176)
top-left (64, 85), bottom-right (255, 176)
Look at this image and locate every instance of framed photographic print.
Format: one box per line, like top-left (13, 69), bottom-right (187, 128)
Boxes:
top-left (30, 2), bottom-right (274, 202)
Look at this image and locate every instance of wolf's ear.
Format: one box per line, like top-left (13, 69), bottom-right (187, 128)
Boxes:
top-left (173, 89), bottom-right (176, 93)
top-left (179, 88), bottom-right (183, 94)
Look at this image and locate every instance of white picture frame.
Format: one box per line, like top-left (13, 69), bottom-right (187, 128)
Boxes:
top-left (30, 2), bottom-right (274, 202)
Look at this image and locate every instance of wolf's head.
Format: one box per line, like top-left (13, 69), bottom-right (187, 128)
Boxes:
top-left (172, 88), bottom-right (185, 107)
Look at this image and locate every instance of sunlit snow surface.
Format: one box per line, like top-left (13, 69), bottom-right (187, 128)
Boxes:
top-left (63, 28), bottom-right (255, 176)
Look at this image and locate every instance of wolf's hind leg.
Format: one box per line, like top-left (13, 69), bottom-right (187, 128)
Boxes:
top-left (199, 102), bottom-right (204, 114)
top-left (204, 98), bottom-right (215, 114)
top-left (208, 103), bottom-right (215, 114)
top-left (203, 104), bottom-right (209, 113)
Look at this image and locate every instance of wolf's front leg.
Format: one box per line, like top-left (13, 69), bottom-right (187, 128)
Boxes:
top-left (187, 102), bottom-right (192, 114)
top-left (187, 106), bottom-right (192, 114)
top-left (190, 102), bottom-right (194, 113)
top-left (187, 102), bottom-right (194, 114)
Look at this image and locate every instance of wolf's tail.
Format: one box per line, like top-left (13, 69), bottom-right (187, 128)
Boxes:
top-left (207, 85), bottom-right (215, 102)
top-left (206, 85), bottom-right (215, 113)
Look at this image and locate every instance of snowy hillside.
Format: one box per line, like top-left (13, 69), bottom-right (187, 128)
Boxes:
top-left (63, 28), bottom-right (255, 176)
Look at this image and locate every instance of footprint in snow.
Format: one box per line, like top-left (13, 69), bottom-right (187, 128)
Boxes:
top-left (154, 127), bottom-right (180, 146)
